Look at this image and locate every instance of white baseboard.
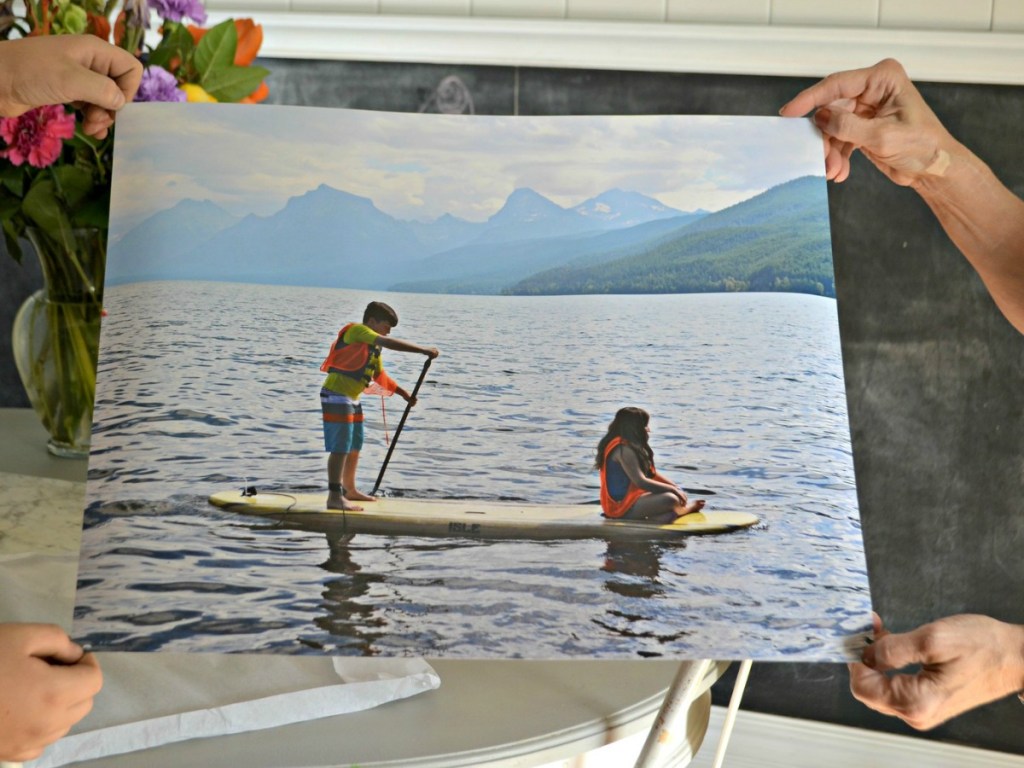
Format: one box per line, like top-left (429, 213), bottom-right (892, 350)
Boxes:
top-left (690, 706), bottom-right (1024, 768)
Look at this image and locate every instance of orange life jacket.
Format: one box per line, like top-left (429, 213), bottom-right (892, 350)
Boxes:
top-left (599, 436), bottom-right (648, 518)
top-left (321, 323), bottom-right (399, 396)
top-left (321, 322), bottom-right (371, 378)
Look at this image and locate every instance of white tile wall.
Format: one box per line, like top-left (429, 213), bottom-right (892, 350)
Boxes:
top-left (879, 0), bottom-right (992, 31)
top-left (381, 0), bottom-right (470, 14)
top-left (208, 0), bottom-right (1024, 36)
top-left (471, 0), bottom-right (566, 18)
top-left (993, 0), bottom-right (1024, 30)
top-left (771, 0), bottom-right (878, 27)
top-left (667, 0), bottom-right (769, 24)
top-left (198, 0), bottom-right (1024, 84)
top-left (567, 0), bottom-right (665, 22)
top-left (287, 0), bottom-right (378, 12)
top-left (206, 0), bottom-right (289, 12)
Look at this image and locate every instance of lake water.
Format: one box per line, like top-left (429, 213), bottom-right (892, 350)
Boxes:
top-left (75, 281), bottom-right (871, 660)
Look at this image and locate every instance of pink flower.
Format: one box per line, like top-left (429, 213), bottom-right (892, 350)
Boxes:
top-left (0, 106), bottom-right (76, 168)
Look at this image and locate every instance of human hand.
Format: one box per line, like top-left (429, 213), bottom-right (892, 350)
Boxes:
top-left (848, 613), bottom-right (1024, 730)
top-left (424, 347), bottom-right (440, 360)
top-left (0, 36), bottom-right (142, 138)
top-left (0, 623), bottom-right (103, 762)
top-left (779, 58), bottom-right (957, 187)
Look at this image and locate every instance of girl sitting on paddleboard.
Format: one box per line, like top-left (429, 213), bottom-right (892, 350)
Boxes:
top-left (596, 407), bottom-right (706, 523)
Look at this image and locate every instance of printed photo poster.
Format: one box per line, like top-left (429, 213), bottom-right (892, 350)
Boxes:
top-left (74, 103), bottom-right (872, 660)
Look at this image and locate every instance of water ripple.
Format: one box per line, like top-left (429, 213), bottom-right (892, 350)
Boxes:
top-left (75, 284), bottom-right (871, 660)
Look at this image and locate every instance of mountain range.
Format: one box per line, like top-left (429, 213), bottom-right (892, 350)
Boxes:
top-left (106, 177), bottom-right (832, 297)
top-left (508, 175), bottom-right (833, 297)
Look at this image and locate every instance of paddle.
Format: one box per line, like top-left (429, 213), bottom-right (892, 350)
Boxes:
top-left (372, 356), bottom-right (433, 496)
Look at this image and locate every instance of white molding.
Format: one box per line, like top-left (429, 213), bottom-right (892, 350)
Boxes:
top-left (220, 13), bottom-right (1024, 85)
top-left (539, 703), bottom-right (1024, 767)
top-left (688, 705), bottom-right (1024, 768)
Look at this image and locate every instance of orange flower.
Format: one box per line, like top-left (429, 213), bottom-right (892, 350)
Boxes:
top-left (87, 13), bottom-right (111, 41)
top-left (240, 81), bottom-right (269, 104)
top-left (27, 0), bottom-right (53, 35)
top-left (189, 19), bottom-right (262, 66)
top-left (234, 19), bottom-right (263, 66)
top-left (113, 10), bottom-right (125, 45)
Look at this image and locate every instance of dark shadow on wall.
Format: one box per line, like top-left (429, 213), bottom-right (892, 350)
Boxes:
top-left (0, 247), bottom-right (42, 407)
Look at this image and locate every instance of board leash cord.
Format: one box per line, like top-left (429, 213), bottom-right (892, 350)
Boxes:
top-left (239, 487), bottom-right (301, 512)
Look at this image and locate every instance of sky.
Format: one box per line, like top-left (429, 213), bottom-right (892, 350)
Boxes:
top-left (109, 103), bottom-right (825, 238)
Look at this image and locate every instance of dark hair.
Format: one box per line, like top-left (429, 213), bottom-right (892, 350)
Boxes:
top-left (594, 407), bottom-right (654, 474)
top-left (363, 301), bottom-right (399, 327)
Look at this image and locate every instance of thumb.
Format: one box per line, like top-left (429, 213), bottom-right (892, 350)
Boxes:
top-left (21, 623), bottom-right (86, 664)
top-left (867, 627), bottom-right (932, 672)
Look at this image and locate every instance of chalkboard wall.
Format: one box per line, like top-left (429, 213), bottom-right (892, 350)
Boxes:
top-left (2, 57), bottom-right (1021, 755)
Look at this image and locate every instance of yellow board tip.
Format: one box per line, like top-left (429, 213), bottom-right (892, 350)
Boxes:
top-left (677, 511), bottom-right (709, 524)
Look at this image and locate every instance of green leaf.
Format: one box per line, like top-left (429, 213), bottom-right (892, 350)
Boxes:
top-left (68, 130), bottom-right (101, 154)
top-left (2, 220), bottom-right (24, 263)
top-left (194, 20), bottom-right (237, 81)
top-left (0, 164), bottom-right (25, 197)
top-left (146, 44), bottom-right (172, 72)
top-left (0, 195), bottom-right (21, 221)
top-left (51, 166), bottom-right (95, 213)
top-left (23, 178), bottom-right (73, 242)
top-left (73, 193), bottom-right (111, 230)
top-left (148, 23), bottom-right (195, 72)
top-left (202, 65), bottom-right (269, 103)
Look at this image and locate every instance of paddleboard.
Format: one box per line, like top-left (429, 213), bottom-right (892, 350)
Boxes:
top-left (209, 490), bottom-right (759, 541)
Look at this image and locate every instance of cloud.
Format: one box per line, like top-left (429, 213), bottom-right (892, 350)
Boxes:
top-left (111, 106), bottom-right (824, 231)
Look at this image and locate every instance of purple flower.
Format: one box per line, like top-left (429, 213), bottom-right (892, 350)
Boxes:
top-left (135, 66), bottom-right (186, 103)
top-left (123, 0), bottom-right (151, 32)
top-left (149, 0), bottom-right (206, 24)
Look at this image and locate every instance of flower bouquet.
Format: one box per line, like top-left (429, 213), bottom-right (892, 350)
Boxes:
top-left (2, 0), bottom-right (269, 455)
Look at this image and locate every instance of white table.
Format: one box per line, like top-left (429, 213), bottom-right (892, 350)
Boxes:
top-left (0, 407), bottom-right (723, 767)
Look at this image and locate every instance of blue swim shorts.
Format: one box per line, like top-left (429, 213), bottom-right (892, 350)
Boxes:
top-left (320, 388), bottom-right (364, 453)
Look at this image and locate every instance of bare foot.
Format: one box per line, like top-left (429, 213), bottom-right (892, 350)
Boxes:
top-left (679, 498), bottom-right (706, 517)
top-left (345, 489), bottom-right (377, 502)
top-left (327, 492), bottom-right (363, 511)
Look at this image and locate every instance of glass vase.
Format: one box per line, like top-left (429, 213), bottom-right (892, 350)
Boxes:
top-left (11, 227), bottom-right (105, 458)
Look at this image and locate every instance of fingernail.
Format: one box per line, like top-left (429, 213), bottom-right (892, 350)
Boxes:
top-left (813, 108), bottom-right (831, 126)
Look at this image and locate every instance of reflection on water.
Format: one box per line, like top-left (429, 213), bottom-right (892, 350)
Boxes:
top-left (74, 282), bottom-right (871, 660)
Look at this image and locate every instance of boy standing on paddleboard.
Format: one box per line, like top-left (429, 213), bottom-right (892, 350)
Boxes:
top-left (320, 301), bottom-right (439, 511)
